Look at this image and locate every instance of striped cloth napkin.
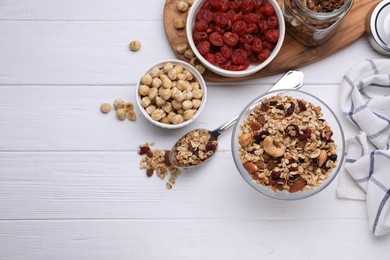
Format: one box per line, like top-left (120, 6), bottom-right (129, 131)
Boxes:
top-left (337, 59), bottom-right (390, 236)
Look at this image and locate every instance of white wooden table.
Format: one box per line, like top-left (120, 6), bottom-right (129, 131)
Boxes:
top-left (1, 0), bottom-right (390, 259)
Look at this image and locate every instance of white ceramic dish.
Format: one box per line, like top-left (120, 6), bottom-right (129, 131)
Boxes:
top-left (186, 0), bottom-right (285, 78)
top-left (136, 59), bottom-right (207, 129)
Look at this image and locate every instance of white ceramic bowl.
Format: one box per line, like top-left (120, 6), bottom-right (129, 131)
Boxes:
top-left (136, 59), bottom-right (207, 129)
top-left (186, 0), bottom-right (285, 78)
top-left (232, 89), bottom-right (345, 200)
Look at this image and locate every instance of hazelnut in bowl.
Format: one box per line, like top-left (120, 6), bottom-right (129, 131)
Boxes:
top-left (186, 0), bottom-right (285, 78)
top-left (136, 60), bottom-right (207, 129)
top-left (231, 90), bottom-right (345, 200)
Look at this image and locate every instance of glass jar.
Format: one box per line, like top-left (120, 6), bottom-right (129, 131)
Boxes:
top-left (283, 0), bottom-right (354, 46)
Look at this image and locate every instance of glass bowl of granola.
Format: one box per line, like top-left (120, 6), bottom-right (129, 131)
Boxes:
top-left (231, 89), bottom-right (345, 200)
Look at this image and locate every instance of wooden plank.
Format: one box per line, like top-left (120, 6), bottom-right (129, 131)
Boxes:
top-left (0, 151), bottom-right (367, 220)
top-left (0, 0), bottom-right (164, 21)
top-left (0, 219), bottom-right (389, 259)
top-left (0, 84), bottom-right (355, 151)
top-left (0, 22), bottom-right (383, 85)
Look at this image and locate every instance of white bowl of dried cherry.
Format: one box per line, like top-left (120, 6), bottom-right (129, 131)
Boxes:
top-left (186, 0), bottom-right (285, 78)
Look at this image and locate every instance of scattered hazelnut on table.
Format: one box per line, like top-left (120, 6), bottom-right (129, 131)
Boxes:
top-left (129, 40), bottom-right (141, 51)
top-left (114, 99), bottom-right (125, 110)
top-left (100, 103), bottom-right (111, 113)
top-left (187, 0), bottom-right (195, 6)
top-left (116, 108), bottom-right (126, 121)
top-left (127, 110), bottom-right (136, 121)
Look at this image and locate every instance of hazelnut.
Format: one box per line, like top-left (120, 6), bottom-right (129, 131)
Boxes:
top-left (162, 78), bottom-right (172, 89)
top-left (125, 102), bottom-right (134, 112)
top-left (168, 69), bottom-right (177, 80)
top-left (177, 73), bottom-right (186, 81)
top-left (139, 84), bottom-right (150, 96)
top-left (176, 43), bottom-right (188, 54)
top-left (100, 103), bottom-right (111, 113)
top-left (159, 88), bottom-right (172, 100)
top-left (171, 100), bottom-right (182, 110)
top-left (129, 40), bottom-right (141, 51)
top-left (140, 97), bottom-right (151, 107)
top-left (187, 0), bottom-right (195, 6)
top-left (114, 99), bottom-right (125, 110)
top-left (141, 73), bottom-right (153, 85)
top-left (162, 102), bottom-right (173, 113)
top-left (150, 68), bottom-right (161, 78)
top-left (152, 78), bottom-right (162, 88)
top-left (172, 114), bottom-right (184, 125)
top-left (183, 109), bottom-right (196, 120)
top-left (191, 82), bottom-right (200, 90)
top-left (155, 96), bottom-right (166, 107)
top-left (148, 87), bottom-right (158, 100)
top-left (174, 18), bottom-right (185, 29)
top-left (177, 80), bottom-right (190, 91)
top-left (163, 63), bottom-right (174, 73)
top-left (184, 70), bottom-right (193, 81)
top-left (177, 1), bottom-right (189, 12)
top-left (145, 105), bottom-right (156, 115)
top-left (116, 108), bottom-right (126, 121)
top-left (174, 65), bottom-right (184, 74)
top-left (190, 57), bottom-right (197, 66)
top-left (173, 91), bottom-right (184, 102)
top-left (192, 99), bottom-right (201, 109)
top-left (127, 110), bottom-right (136, 121)
top-left (184, 49), bottom-right (195, 59)
top-left (182, 100), bottom-right (193, 110)
top-left (192, 89), bottom-right (203, 99)
top-left (160, 116), bottom-right (170, 124)
top-left (183, 90), bottom-right (193, 100)
top-left (195, 64), bottom-right (206, 74)
top-left (151, 109), bottom-right (164, 121)
top-left (167, 112), bottom-right (176, 123)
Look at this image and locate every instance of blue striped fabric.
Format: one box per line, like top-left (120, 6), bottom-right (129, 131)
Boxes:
top-left (338, 59), bottom-right (390, 236)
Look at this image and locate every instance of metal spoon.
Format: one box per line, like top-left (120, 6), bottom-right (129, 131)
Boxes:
top-left (169, 70), bottom-right (305, 169)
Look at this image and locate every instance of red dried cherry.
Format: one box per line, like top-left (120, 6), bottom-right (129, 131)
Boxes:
top-left (257, 19), bottom-right (268, 34)
top-left (209, 32), bottom-right (224, 46)
top-left (257, 49), bottom-right (270, 62)
top-left (205, 53), bottom-right (217, 64)
top-left (265, 29), bottom-right (279, 43)
top-left (196, 9), bottom-right (213, 23)
top-left (223, 32), bottom-right (239, 46)
top-left (244, 13), bottom-right (261, 23)
top-left (197, 41), bottom-right (211, 55)
top-left (193, 31), bottom-right (208, 44)
top-left (251, 37), bottom-right (263, 52)
top-left (232, 20), bottom-right (248, 36)
top-left (213, 12), bottom-right (230, 28)
top-left (267, 16), bottom-right (278, 29)
top-left (221, 44), bottom-right (233, 58)
top-left (215, 52), bottom-right (228, 64)
top-left (240, 0), bottom-right (255, 13)
top-left (261, 2), bottom-right (274, 16)
top-left (246, 23), bottom-right (258, 34)
top-left (231, 49), bottom-right (248, 65)
top-left (194, 20), bottom-right (209, 32)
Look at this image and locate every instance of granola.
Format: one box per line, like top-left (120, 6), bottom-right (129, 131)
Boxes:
top-left (238, 95), bottom-right (338, 193)
top-left (139, 143), bottom-right (181, 189)
top-left (172, 129), bottom-right (218, 167)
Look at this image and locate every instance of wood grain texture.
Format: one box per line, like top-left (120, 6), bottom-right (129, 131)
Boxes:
top-left (164, 0), bottom-right (381, 82)
top-left (0, 152), bottom-right (366, 220)
top-left (1, 220), bottom-right (388, 260)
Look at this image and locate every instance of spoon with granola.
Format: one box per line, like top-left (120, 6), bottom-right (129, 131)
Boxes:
top-left (169, 70), bottom-right (305, 169)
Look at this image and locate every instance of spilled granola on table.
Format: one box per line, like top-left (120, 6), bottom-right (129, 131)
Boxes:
top-left (138, 143), bottom-right (181, 189)
top-left (238, 95), bottom-right (338, 193)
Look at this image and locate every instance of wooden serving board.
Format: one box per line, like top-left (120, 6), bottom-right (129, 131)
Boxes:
top-left (163, 0), bottom-right (380, 82)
